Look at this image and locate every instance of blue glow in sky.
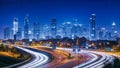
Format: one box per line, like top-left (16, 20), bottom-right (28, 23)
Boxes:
top-left (0, 0), bottom-right (120, 39)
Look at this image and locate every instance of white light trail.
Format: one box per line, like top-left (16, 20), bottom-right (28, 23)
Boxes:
top-left (73, 50), bottom-right (114, 68)
top-left (15, 46), bottom-right (49, 68)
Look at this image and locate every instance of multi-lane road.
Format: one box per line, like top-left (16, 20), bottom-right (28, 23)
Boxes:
top-left (29, 46), bottom-right (114, 68)
top-left (56, 47), bottom-right (114, 68)
top-left (16, 46), bottom-right (50, 68)
top-left (2, 45), bottom-right (51, 68)
top-left (73, 50), bottom-right (114, 68)
top-left (3, 45), bottom-right (115, 68)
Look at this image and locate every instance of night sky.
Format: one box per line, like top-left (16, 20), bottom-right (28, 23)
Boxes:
top-left (0, 0), bottom-right (120, 39)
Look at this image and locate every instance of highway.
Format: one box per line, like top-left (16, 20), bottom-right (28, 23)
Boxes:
top-left (72, 50), bottom-right (114, 68)
top-left (30, 46), bottom-right (91, 68)
top-left (15, 46), bottom-right (50, 68)
top-left (48, 47), bottom-right (114, 68)
top-left (31, 46), bottom-right (114, 68)
top-left (9, 45), bottom-right (115, 68)
top-left (2, 44), bottom-right (114, 68)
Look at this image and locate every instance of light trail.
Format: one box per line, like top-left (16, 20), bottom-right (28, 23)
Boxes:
top-left (73, 50), bottom-right (114, 68)
top-left (15, 46), bottom-right (49, 68)
top-left (16, 46), bottom-right (114, 68)
top-left (52, 47), bottom-right (114, 68)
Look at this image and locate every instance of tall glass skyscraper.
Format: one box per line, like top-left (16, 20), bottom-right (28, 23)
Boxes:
top-left (111, 22), bottom-right (118, 40)
top-left (24, 15), bottom-right (29, 39)
top-left (16, 28), bottom-right (22, 40)
top-left (4, 27), bottom-right (10, 40)
top-left (62, 22), bottom-right (72, 38)
top-left (42, 25), bottom-right (50, 39)
top-left (13, 18), bottom-right (18, 35)
top-left (13, 18), bottom-right (18, 40)
top-left (33, 22), bottom-right (40, 40)
top-left (90, 14), bottom-right (96, 40)
top-left (51, 18), bottom-right (57, 38)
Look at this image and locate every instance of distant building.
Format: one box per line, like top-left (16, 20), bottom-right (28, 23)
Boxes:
top-left (16, 28), bottom-right (22, 40)
top-left (82, 25), bottom-right (89, 39)
top-left (111, 22), bottom-right (118, 40)
top-left (56, 25), bottom-right (63, 37)
top-left (105, 31), bottom-right (112, 40)
top-left (42, 25), bottom-right (50, 39)
top-left (33, 22), bottom-right (40, 40)
top-left (71, 24), bottom-right (80, 38)
top-left (51, 18), bottom-right (57, 38)
top-left (13, 18), bottom-right (18, 35)
top-left (21, 30), bottom-right (24, 39)
top-left (89, 14), bottom-right (96, 40)
top-left (13, 18), bottom-right (18, 40)
top-left (97, 28), bottom-right (107, 40)
top-left (62, 22), bottom-right (72, 38)
top-left (28, 30), bottom-right (33, 41)
top-left (24, 15), bottom-right (29, 39)
top-left (4, 27), bottom-right (10, 40)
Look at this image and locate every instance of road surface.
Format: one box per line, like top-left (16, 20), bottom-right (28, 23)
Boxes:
top-left (15, 46), bottom-right (50, 68)
top-left (38, 46), bottom-right (114, 68)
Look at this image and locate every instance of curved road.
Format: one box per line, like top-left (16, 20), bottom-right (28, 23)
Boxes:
top-left (55, 47), bottom-right (114, 68)
top-left (3, 44), bottom-right (114, 68)
top-left (15, 46), bottom-right (50, 68)
top-left (32, 46), bottom-right (92, 68)
top-left (16, 46), bottom-right (115, 68)
top-left (73, 50), bottom-right (114, 68)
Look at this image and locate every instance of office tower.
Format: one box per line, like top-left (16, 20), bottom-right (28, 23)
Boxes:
top-left (33, 22), bottom-right (40, 40)
top-left (82, 25), bottom-right (89, 39)
top-left (62, 22), bottom-right (66, 37)
top-left (62, 22), bottom-right (72, 38)
top-left (89, 14), bottom-right (96, 40)
top-left (28, 30), bottom-right (33, 41)
top-left (51, 18), bottom-right (57, 38)
top-left (77, 24), bottom-right (83, 37)
top-left (97, 28), bottom-right (106, 40)
top-left (71, 19), bottom-right (81, 38)
top-left (71, 24), bottom-right (79, 37)
top-left (24, 15), bottom-right (29, 39)
top-left (105, 31), bottom-right (112, 40)
top-left (66, 22), bottom-right (72, 38)
top-left (71, 24), bottom-right (83, 38)
top-left (13, 18), bottom-right (18, 35)
top-left (21, 30), bottom-right (24, 39)
top-left (13, 18), bottom-right (18, 40)
top-left (56, 25), bottom-right (63, 37)
top-left (16, 28), bottom-right (22, 40)
top-left (42, 25), bottom-right (50, 39)
top-left (4, 27), bottom-right (10, 40)
top-left (111, 22), bottom-right (118, 40)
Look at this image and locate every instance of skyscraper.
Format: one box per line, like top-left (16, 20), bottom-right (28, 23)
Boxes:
top-left (13, 18), bottom-right (18, 40)
top-left (16, 28), bottom-right (22, 40)
top-left (13, 18), bottom-right (18, 35)
top-left (62, 22), bottom-right (72, 38)
top-left (4, 27), bottom-right (10, 40)
top-left (71, 24), bottom-right (79, 37)
top-left (111, 22), bottom-right (118, 40)
top-left (33, 22), bottom-right (40, 40)
top-left (42, 25), bottom-right (50, 39)
top-left (97, 28), bottom-right (106, 40)
top-left (24, 15), bottom-right (29, 39)
top-left (89, 14), bottom-right (96, 40)
top-left (51, 18), bottom-right (57, 38)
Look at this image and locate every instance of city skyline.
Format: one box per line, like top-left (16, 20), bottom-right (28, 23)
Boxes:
top-left (1, 0), bottom-right (120, 39)
top-left (2, 14), bottom-right (119, 41)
